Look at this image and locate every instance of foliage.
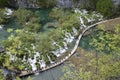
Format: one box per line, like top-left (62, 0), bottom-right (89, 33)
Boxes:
top-left (0, 0), bottom-right (8, 7)
top-left (1, 29), bottom-right (36, 70)
top-left (61, 25), bottom-right (120, 80)
top-left (0, 69), bottom-right (5, 80)
top-left (16, 77), bottom-right (21, 80)
top-left (90, 25), bottom-right (120, 55)
top-left (13, 8), bottom-right (33, 25)
top-left (13, 8), bottom-right (41, 32)
top-left (49, 8), bottom-right (80, 30)
top-left (0, 9), bottom-right (8, 24)
top-left (27, 76), bottom-right (33, 80)
top-left (37, 0), bottom-right (57, 8)
top-left (96, 0), bottom-right (114, 17)
top-left (61, 52), bottom-right (120, 80)
top-left (36, 33), bottom-right (55, 55)
top-left (89, 0), bottom-right (98, 10)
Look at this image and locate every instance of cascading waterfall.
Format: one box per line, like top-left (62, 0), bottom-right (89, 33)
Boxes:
top-left (0, 25), bottom-right (3, 30)
top-left (72, 27), bottom-right (78, 36)
top-left (47, 54), bottom-right (54, 64)
top-left (5, 8), bottom-right (13, 16)
top-left (1, 8), bottom-right (103, 73)
top-left (40, 55), bottom-right (46, 68)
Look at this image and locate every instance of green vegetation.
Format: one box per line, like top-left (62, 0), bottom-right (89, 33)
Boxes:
top-left (13, 8), bottom-right (33, 25)
top-left (90, 25), bottom-right (120, 55)
top-left (49, 8), bottom-right (80, 30)
top-left (96, 0), bottom-right (114, 17)
top-left (0, 69), bottom-right (5, 80)
top-left (0, 0), bottom-right (8, 7)
top-left (89, 0), bottom-right (98, 10)
top-left (0, 9), bottom-right (8, 24)
top-left (13, 8), bottom-right (41, 32)
top-left (61, 25), bottom-right (120, 80)
top-left (37, 0), bottom-right (57, 8)
top-left (0, 1), bottom-right (120, 79)
top-left (1, 29), bottom-right (36, 70)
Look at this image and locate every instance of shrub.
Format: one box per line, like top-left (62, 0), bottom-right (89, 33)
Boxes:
top-left (37, 0), bottom-right (57, 8)
top-left (0, 0), bottom-right (8, 7)
top-left (96, 0), bottom-right (114, 17)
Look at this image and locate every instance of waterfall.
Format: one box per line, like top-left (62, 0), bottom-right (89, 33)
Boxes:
top-left (0, 25), bottom-right (3, 30)
top-left (63, 42), bottom-right (68, 50)
top-left (47, 54), bottom-right (54, 64)
top-left (72, 27), bottom-right (78, 36)
top-left (28, 52), bottom-right (40, 71)
top-left (64, 32), bottom-right (74, 43)
top-left (52, 42), bottom-right (67, 57)
top-left (40, 55), bottom-right (46, 68)
top-left (5, 8), bottom-right (13, 16)
top-left (31, 44), bottom-right (35, 50)
top-left (79, 17), bottom-right (86, 28)
top-left (28, 58), bottom-right (37, 71)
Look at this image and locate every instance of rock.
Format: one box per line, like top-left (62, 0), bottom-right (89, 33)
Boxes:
top-left (8, 0), bottom-right (120, 8)
top-left (8, 0), bottom-right (39, 8)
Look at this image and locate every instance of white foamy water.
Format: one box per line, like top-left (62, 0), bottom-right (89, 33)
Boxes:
top-left (47, 54), bottom-right (54, 64)
top-left (72, 27), bottom-right (78, 36)
top-left (40, 56), bottom-right (46, 68)
top-left (5, 8), bottom-right (13, 16)
top-left (64, 32), bottom-right (74, 43)
top-left (0, 25), bottom-right (3, 30)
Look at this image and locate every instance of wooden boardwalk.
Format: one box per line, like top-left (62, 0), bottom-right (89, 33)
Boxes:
top-left (17, 18), bottom-right (119, 77)
top-left (18, 20), bottom-right (106, 77)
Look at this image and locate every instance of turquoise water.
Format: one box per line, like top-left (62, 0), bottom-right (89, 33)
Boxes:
top-left (79, 27), bottom-right (99, 50)
top-left (0, 19), bottom-right (22, 47)
top-left (0, 8), bottom-right (54, 42)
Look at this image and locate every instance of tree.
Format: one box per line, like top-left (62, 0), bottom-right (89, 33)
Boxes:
top-left (0, 0), bottom-right (8, 7)
top-left (49, 8), bottom-right (80, 30)
top-left (1, 29), bottom-right (37, 70)
top-left (61, 52), bottom-right (120, 80)
top-left (61, 25), bottom-right (120, 80)
top-left (36, 33), bottom-right (55, 56)
top-left (13, 8), bottom-right (41, 32)
top-left (27, 76), bottom-right (33, 80)
top-left (96, 0), bottom-right (114, 17)
top-left (90, 25), bottom-right (120, 55)
top-left (13, 8), bottom-right (33, 25)
top-left (37, 0), bottom-right (57, 8)
top-left (0, 9), bottom-right (8, 24)
top-left (0, 69), bottom-right (5, 80)
top-left (24, 17), bottom-right (41, 32)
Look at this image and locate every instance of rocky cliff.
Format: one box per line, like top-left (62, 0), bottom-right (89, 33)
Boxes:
top-left (8, 0), bottom-right (38, 8)
top-left (8, 0), bottom-right (120, 8)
